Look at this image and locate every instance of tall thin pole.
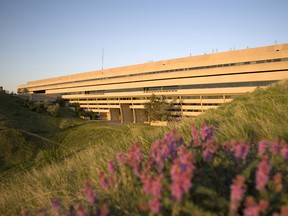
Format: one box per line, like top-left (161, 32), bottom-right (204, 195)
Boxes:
top-left (102, 48), bottom-right (104, 70)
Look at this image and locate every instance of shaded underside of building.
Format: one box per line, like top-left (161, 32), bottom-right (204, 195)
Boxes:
top-left (18, 44), bottom-right (288, 123)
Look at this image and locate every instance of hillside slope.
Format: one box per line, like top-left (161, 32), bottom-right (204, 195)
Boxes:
top-left (0, 93), bottom-right (78, 170)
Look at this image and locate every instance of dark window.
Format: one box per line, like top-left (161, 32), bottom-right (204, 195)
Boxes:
top-left (202, 95), bottom-right (223, 99)
top-left (33, 90), bottom-right (46, 94)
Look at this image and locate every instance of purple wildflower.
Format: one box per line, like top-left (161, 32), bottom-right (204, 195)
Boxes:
top-left (270, 138), bottom-right (280, 155)
top-left (50, 198), bottom-right (62, 215)
top-left (116, 152), bottom-right (125, 165)
top-left (150, 130), bottom-right (183, 171)
top-left (244, 205), bottom-right (259, 216)
top-left (223, 140), bottom-right (236, 154)
top-left (230, 175), bottom-right (246, 216)
top-left (83, 181), bottom-right (97, 204)
top-left (99, 171), bottom-right (110, 191)
top-left (107, 159), bottom-right (115, 176)
top-left (141, 173), bottom-right (152, 194)
top-left (200, 122), bottom-right (214, 143)
top-left (77, 205), bottom-right (88, 216)
top-left (280, 206), bottom-right (288, 216)
top-left (37, 208), bottom-right (48, 216)
top-left (164, 129), bottom-right (184, 156)
top-left (259, 200), bottom-right (269, 214)
top-left (97, 204), bottom-right (109, 216)
top-left (66, 205), bottom-right (76, 216)
top-left (141, 174), bottom-right (163, 199)
top-left (273, 173), bottom-right (283, 192)
top-left (149, 198), bottom-right (161, 214)
top-left (171, 183), bottom-right (183, 202)
top-left (258, 140), bottom-right (269, 157)
top-left (170, 146), bottom-right (195, 202)
top-left (202, 140), bottom-right (218, 161)
top-left (243, 196), bottom-right (260, 216)
top-left (126, 143), bottom-right (142, 166)
top-left (256, 157), bottom-right (271, 191)
top-left (203, 148), bottom-right (213, 161)
top-left (126, 143), bottom-right (142, 176)
top-left (273, 205), bottom-right (288, 216)
top-left (190, 123), bottom-right (200, 146)
top-left (151, 176), bottom-right (162, 199)
top-left (150, 140), bottom-right (166, 170)
top-left (234, 141), bottom-right (250, 162)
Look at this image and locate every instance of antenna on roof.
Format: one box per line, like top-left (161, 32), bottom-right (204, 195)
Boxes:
top-left (102, 48), bottom-right (104, 70)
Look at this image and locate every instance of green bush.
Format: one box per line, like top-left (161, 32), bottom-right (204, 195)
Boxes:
top-left (59, 119), bottom-right (73, 129)
top-left (47, 104), bottom-right (60, 117)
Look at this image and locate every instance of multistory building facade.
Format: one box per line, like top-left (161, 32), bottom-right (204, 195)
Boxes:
top-left (18, 44), bottom-right (288, 123)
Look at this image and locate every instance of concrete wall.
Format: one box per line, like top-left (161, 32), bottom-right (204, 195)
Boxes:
top-left (19, 44), bottom-right (288, 91)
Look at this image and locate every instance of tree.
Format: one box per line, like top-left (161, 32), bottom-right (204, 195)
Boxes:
top-left (144, 94), bottom-right (172, 122)
top-left (17, 88), bottom-right (29, 94)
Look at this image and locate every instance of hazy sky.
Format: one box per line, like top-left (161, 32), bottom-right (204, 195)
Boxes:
top-left (0, 0), bottom-right (287, 92)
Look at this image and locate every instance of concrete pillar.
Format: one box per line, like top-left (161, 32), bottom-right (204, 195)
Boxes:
top-left (107, 112), bottom-right (111, 121)
top-left (134, 109), bottom-right (146, 124)
top-left (109, 108), bottom-right (121, 122)
top-left (120, 104), bottom-right (133, 123)
top-left (133, 108), bottom-right (136, 124)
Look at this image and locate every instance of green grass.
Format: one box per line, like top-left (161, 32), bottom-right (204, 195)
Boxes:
top-left (0, 123), bottom-right (164, 215)
top-left (174, 80), bottom-right (288, 144)
top-left (0, 80), bottom-right (288, 215)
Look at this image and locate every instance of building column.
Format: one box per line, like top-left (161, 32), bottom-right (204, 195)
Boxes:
top-left (120, 104), bottom-right (133, 123)
top-left (109, 108), bottom-right (121, 122)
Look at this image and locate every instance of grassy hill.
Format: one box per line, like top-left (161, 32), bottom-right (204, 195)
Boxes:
top-left (0, 80), bottom-right (287, 215)
top-left (0, 93), bottom-right (83, 172)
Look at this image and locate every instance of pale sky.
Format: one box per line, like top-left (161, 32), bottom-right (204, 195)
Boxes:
top-left (0, 0), bottom-right (288, 92)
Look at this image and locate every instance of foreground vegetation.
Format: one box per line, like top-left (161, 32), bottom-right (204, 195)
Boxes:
top-left (0, 80), bottom-right (288, 215)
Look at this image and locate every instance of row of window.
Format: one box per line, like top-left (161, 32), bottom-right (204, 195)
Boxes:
top-left (63, 80), bottom-right (277, 96)
top-left (81, 103), bottom-right (221, 107)
top-left (28, 57), bottom-right (288, 89)
top-left (80, 104), bottom-right (225, 109)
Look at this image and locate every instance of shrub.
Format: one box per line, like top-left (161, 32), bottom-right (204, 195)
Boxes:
top-left (47, 104), bottom-right (60, 117)
top-left (144, 94), bottom-right (172, 122)
top-left (59, 119), bottom-right (73, 129)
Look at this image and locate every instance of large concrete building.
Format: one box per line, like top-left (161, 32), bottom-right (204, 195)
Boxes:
top-left (18, 44), bottom-right (288, 123)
